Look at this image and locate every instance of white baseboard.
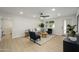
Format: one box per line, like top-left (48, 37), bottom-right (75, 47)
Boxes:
top-left (54, 34), bottom-right (63, 36)
top-left (12, 34), bottom-right (24, 39)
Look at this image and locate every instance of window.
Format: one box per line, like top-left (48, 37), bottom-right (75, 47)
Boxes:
top-left (64, 20), bottom-right (66, 35)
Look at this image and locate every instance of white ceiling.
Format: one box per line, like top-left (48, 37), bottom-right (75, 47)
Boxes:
top-left (0, 7), bottom-right (78, 19)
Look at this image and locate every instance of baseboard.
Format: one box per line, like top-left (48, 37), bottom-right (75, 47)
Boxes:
top-left (12, 34), bottom-right (24, 39)
top-left (54, 34), bottom-right (63, 36)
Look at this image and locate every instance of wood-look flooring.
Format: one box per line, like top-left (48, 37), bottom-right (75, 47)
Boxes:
top-left (0, 35), bottom-right (63, 52)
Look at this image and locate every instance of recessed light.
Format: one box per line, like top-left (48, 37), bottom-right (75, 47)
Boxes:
top-left (52, 8), bottom-right (56, 11)
top-left (57, 13), bottom-right (61, 16)
top-left (19, 11), bottom-right (23, 14)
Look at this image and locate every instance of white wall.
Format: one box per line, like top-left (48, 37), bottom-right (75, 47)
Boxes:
top-left (53, 18), bottom-right (63, 35)
top-left (53, 15), bottom-right (77, 35)
top-left (12, 15), bottom-right (77, 38)
top-left (0, 13), bottom-right (41, 39)
top-left (12, 16), bottom-right (40, 38)
top-left (0, 17), bottom-right (2, 40)
top-left (0, 12), bottom-right (77, 38)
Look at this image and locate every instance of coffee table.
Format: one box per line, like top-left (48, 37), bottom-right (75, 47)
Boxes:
top-left (40, 32), bottom-right (48, 38)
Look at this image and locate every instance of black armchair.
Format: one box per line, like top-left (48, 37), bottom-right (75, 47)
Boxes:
top-left (29, 31), bottom-right (41, 43)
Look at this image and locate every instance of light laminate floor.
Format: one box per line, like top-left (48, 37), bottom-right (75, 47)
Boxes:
top-left (0, 35), bottom-right (63, 52)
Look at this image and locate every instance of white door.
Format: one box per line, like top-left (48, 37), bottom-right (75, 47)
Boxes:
top-left (1, 17), bottom-right (12, 50)
top-left (54, 19), bottom-right (64, 35)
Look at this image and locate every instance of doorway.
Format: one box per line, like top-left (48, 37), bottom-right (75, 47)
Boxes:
top-left (0, 17), bottom-right (12, 51)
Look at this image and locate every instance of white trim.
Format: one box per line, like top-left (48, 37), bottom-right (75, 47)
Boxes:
top-left (12, 34), bottom-right (24, 39)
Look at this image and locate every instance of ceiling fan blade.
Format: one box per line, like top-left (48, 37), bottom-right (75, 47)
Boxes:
top-left (40, 12), bottom-right (50, 18)
top-left (40, 15), bottom-right (49, 17)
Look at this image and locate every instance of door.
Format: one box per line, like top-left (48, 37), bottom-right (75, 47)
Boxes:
top-left (54, 19), bottom-right (64, 35)
top-left (1, 17), bottom-right (12, 51)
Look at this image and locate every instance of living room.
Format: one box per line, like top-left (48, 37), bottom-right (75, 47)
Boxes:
top-left (0, 7), bottom-right (79, 52)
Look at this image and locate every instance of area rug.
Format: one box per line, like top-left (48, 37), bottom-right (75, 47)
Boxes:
top-left (36, 35), bottom-right (55, 45)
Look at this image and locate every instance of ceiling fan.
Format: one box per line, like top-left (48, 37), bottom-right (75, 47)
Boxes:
top-left (40, 12), bottom-right (49, 18)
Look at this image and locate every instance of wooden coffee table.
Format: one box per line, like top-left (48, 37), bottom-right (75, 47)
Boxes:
top-left (40, 32), bottom-right (48, 38)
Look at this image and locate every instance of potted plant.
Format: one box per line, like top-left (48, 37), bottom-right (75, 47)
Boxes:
top-left (39, 23), bottom-right (45, 32)
top-left (67, 24), bottom-right (77, 41)
top-left (39, 23), bottom-right (44, 28)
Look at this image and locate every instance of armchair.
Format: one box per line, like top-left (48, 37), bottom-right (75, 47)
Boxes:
top-left (29, 31), bottom-right (41, 43)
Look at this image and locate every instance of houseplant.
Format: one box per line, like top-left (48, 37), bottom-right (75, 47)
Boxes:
top-left (39, 23), bottom-right (45, 32)
top-left (67, 24), bottom-right (76, 37)
top-left (67, 24), bottom-right (77, 41)
top-left (39, 23), bottom-right (44, 28)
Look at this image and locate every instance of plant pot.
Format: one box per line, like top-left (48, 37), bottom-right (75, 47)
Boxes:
top-left (69, 37), bottom-right (77, 41)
